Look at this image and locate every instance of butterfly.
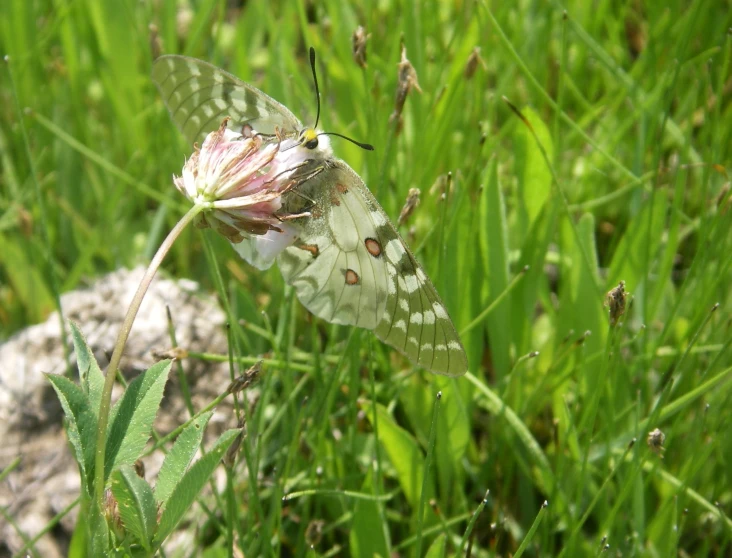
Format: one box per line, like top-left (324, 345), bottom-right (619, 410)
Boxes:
top-left (152, 50), bottom-right (468, 376)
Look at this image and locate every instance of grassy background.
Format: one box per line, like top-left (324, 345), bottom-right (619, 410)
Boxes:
top-left (2, 0), bottom-right (731, 556)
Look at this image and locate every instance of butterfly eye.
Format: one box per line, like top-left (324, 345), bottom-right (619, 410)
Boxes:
top-left (304, 137), bottom-right (319, 149)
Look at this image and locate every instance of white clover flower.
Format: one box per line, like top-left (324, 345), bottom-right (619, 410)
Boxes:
top-left (174, 118), bottom-right (310, 244)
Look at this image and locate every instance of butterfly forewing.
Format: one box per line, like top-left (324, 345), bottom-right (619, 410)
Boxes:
top-left (152, 55), bottom-right (302, 145)
top-left (278, 162), bottom-right (468, 376)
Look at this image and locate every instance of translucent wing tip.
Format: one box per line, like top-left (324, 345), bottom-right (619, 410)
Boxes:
top-left (434, 347), bottom-right (469, 377)
top-left (419, 344), bottom-right (469, 377)
top-left (374, 327), bottom-right (469, 377)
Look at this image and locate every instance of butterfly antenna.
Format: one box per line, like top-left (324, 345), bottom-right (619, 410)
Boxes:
top-left (309, 47), bottom-right (321, 130)
top-left (309, 47), bottom-right (374, 152)
top-left (317, 132), bottom-right (374, 151)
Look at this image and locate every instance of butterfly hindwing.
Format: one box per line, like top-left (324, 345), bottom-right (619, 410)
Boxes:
top-left (278, 161), bottom-right (468, 376)
top-left (152, 55), bottom-right (302, 145)
top-left (278, 163), bottom-right (388, 329)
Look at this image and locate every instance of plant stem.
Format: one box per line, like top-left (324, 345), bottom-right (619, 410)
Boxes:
top-left (93, 204), bottom-right (203, 508)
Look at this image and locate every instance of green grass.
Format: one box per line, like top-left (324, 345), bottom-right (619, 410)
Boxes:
top-left (2, 0), bottom-right (731, 556)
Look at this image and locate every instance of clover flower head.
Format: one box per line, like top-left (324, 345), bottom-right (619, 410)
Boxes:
top-left (174, 118), bottom-right (309, 244)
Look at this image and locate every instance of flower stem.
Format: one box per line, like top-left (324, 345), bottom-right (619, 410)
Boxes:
top-left (93, 204), bottom-right (203, 508)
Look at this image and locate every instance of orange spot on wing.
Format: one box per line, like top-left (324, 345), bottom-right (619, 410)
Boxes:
top-left (345, 269), bottom-right (360, 285)
top-left (297, 243), bottom-right (320, 257)
top-left (365, 238), bottom-right (382, 257)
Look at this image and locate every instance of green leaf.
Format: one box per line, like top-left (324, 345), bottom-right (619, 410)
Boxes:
top-left (606, 189), bottom-right (668, 313)
top-left (480, 157), bottom-right (512, 378)
top-left (46, 374), bottom-right (97, 495)
top-left (424, 533), bottom-right (447, 558)
top-left (514, 106), bottom-right (554, 229)
top-left (349, 468), bottom-right (390, 558)
top-left (110, 465), bottom-right (158, 550)
top-left (559, 213), bottom-right (605, 360)
top-left (69, 321), bottom-right (105, 413)
top-left (511, 202), bottom-right (559, 355)
top-left (68, 503), bottom-right (88, 558)
top-left (400, 376), bottom-right (432, 443)
top-left (434, 376), bottom-right (470, 489)
top-left (401, 376), bottom-right (471, 508)
top-left (89, 497), bottom-right (111, 556)
top-left (154, 411), bottom-right (214, 505)
top-left (362, 401), bottom-right (430, 508)
top-left (0, 233), bottom-right (55, 323)
top-left (201, 545), bottom-right (230, 558)
top-left (105, 360), bottom-right (172, 479)
top-left (464, 373), bottom-right (558, 503)
top-left (154, 429), bottom-right (240, 545)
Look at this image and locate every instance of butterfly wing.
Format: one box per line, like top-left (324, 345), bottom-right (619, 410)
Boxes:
top-left (152, 55), bottom-right (302, 145)
top-left (277, 161), bottom-right (468, 376)
top-left (231, 226), bottom-right (299, 271)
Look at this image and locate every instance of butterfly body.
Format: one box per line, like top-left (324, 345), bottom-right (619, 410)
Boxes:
top-left (153, 54), bottom-right (468, 376)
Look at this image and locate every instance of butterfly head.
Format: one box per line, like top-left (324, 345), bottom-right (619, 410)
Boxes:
top-left (299, 128), bottom-right (320, 150)
top-left (279, 127), bottom-right (332, 159)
